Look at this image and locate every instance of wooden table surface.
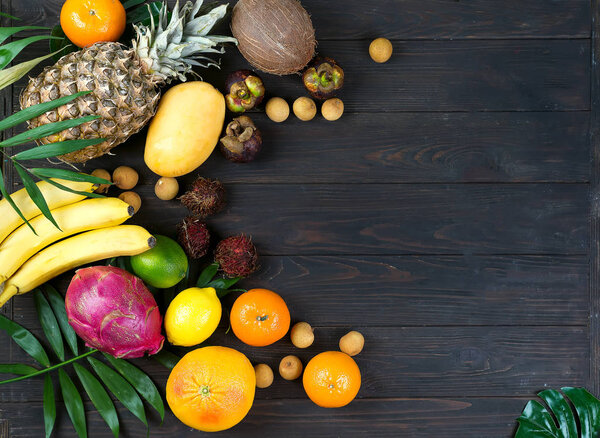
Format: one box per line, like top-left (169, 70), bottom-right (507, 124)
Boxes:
top-left (1, 0), bottom-right (598, 436)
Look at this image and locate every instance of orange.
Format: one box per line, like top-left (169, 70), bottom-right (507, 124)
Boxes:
top-left (61, 0), bottom-right (126, 48)
top-left (166, 346), bottom-right (256, 432)
top-left (230, 288), bottom-right (291, 347)
top-left (303, 351), bottom-right (361, 408)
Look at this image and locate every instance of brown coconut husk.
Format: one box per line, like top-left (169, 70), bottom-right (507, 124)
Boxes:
top-left (231, 0), bottom-right (316, 75)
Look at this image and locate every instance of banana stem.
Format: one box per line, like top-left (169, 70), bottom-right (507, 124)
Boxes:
top-left (0, 349), bottom-right (98, 386)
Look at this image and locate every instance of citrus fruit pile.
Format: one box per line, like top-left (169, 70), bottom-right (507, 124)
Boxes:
top-left (162, 285), bottom-right (365, 432)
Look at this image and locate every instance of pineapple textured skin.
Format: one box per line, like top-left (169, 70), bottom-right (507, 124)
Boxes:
top-left (20, 42), bottom-right (160, 163)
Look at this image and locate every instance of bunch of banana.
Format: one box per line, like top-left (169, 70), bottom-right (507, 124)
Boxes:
top-left (0, 180), bottom-right (155, 308)
top-left (0, 179), bottom-right (96, 244)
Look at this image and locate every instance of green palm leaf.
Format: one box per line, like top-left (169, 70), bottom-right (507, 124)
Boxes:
top-left (44, 284), bottom-right (79, 356)
top-left (43, 374), bottom-right (56, 438)
top-left (0, 91), bottom-right (90, 132)
top-left (34, 289), bottom-right (65, 361)
top-left (88, 357), bottom-right (148, 427)
top-left (515, 387), bottom-right (600, 437)
top-left (0, 115), bottom-right (99, 147)
top-left (0, 35), bottom-right (58, 69)
top-left (74, 363), bottom-right (119, 438)
top-left (0, 314), bottom-right (49, 367)
top-left (0, 50), bottom-right (61, 91)
top-left (13, 138), bottom-right (105, 161)
top-left (0, 12), bottom-right (20, 21)
top-left (0, 363), bottom-right (38, 375)
top-left (196, 263), bottom-right (219, 287)
top-left (0, 26), bottom-right (48, 45)
top-left (30, 168), bottom-right (109, 185)
top-left (102, 353), bottom-right (165, 422)
top-left (35, 175), bottom-right (105, 199)
top-left (59, 368), bottom-right (87, 438)
top-left (152, 350), bottom-right (181, 370)
top-left (14, 163), bottom-right (61, 230)
top-left (0, 166), bottom-right (33, 233)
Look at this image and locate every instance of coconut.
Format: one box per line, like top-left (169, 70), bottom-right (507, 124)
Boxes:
top-left (231, 0), bottom-right (316, 75)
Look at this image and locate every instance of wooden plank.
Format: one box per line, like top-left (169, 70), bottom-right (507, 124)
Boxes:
top-left (209, 39), bottom-right (591, 112)
top-left (125, 184), bottom-right (589, 255)
top-left (0, 397), bottom-right (530, 437)
top-left (2, 326), bottom-right (588, 401)
top-left (7, 254), bottom-right (588, 328)
top-left (13, 39), bottom-right (590, 112)
top-left (11, 0), bottom-right (591, 40)
top-left (241, 255), bottom-right (589, 326)
top-left (590, 0), bottom-right (600, 396)
top-left (34, 112), bottom-right (589, 184)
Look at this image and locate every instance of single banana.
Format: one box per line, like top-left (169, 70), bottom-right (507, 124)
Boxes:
top-left (0, 225), bottom-right (155, 308)
top-left (0, 197), bottom-right (134, 284)
top-left (0, 179), bottom-right (95, 245)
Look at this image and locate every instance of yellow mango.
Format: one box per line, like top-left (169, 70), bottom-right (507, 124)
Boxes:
top-left (144, 82), bottom-right (225, 177)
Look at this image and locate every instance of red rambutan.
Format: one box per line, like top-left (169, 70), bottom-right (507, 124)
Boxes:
top-left (177, 217), bottom-right (211, 259)
top-left (179, 177), bottom-right (226, 218)
top-left (214, 235), bottom-right (259, 278)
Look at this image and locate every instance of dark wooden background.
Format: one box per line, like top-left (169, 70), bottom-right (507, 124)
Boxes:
top-left (1, 0), bottom-right (598, 436)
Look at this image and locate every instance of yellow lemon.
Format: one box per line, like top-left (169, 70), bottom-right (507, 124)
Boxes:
top-left (165, 287), bottom-right (222, 346)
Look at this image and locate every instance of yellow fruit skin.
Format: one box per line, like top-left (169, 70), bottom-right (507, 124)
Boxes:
top-left (167, 346), bottom-right (255, 432)
top-left (165, 287), bottom-right (222, 346)
top-left (144, 82), bottom-right (225, 177)
top-left (0, 225), bottom-right (154, 308)
top-left (0, 179), bottom-right (94, 245)
top-left (0, 197), bottom-right (133, 283)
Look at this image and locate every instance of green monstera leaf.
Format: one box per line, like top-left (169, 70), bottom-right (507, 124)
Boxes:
top-left (515, 387), bottom-right (600, 437)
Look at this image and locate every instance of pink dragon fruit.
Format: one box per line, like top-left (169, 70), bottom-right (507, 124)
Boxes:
top-left (65, 266), bottom-right (164, 359)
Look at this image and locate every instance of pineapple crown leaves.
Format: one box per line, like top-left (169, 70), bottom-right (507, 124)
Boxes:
top-left (0, 284), bottom-right (164, 438)
top-left (133, 0), bottom-right (237, 83)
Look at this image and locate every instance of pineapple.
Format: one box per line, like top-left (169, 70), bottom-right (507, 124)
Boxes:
top-left (20, 0), bottom-right (236, 163)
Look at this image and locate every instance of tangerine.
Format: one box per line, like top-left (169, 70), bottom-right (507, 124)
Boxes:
top-left (166, 346), bottom-right (256, 432)
top-left (60, 0), bottom-right (126, 48)
top-left (230, 288), bottom-right (291, 346)
top-left (303, 351), bottom-right (361, 408)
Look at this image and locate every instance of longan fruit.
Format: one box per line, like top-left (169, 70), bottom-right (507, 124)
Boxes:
top-left (254, 363), bottom-right (274, 388)
top-left (91, 168), bottom-right (111, 193)
top-left (369, 37), bottom-right (393, 63)
top-left (112, 166), bottom-right (139, 190)
top-left (266, 97), bottom-right (290, 123)
top-left (155, 177), bottom-right (179, 200)
top-left (290, 322), bottom-right (314, 348)
top-left (321, 98), bottom-right (344, 121)
top-left (339, 331), bottom-right (364, 356)
top-left (293, 97), bottom-right (316, 122)
top-left (279, 355), bottom-right (303, 380)
top-left (118, 191), bottom-right (141, 214)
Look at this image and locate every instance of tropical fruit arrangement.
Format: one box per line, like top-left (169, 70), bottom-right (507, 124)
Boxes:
top-left (0, 0), bottom-right (393, 436)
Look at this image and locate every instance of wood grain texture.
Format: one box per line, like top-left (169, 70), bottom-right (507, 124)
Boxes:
top-left (15, 112), bottom-right (589, 184)
top-left (9, 255), bottom-right (589, 327)
top-left (0, 0), bottom-right (596, 436)
top-left (0, 397), bottom-right (530, 438)
top-left (1, 326), bottom-right (588, 402)
top-left (125, 184), bottom-right (589, 255)
top-left (15, 39), bottom-right (590, 113)
top-left (11, 0), bottom-right (591, 40)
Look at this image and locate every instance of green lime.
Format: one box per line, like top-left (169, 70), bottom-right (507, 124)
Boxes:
top-left (130, 235), bottom-right (188, 288)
